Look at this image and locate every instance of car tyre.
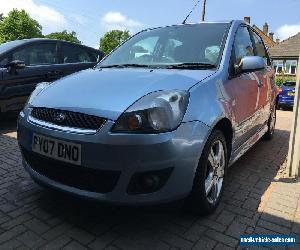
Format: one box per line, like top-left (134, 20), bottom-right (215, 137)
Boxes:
top-left (263, 106), bottom-right (276, 140)
top-left (184, 129), bottom-right (228, 215)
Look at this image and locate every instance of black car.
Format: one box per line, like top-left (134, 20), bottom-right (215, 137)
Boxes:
top-left (0, 38), bottom-right (104, 113)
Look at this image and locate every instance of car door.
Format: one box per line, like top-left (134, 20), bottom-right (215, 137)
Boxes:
top-left (55, 42), bottom-right (100, 78)
top-left (224, 25), bottom-right (261, 151)
top-left (0, 41), bottom-right (59, 112)
top-left (251, 30), bottom-right (274, 128)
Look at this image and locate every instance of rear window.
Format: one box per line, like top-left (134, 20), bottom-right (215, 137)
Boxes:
top-left (283, 81), bottom-right (296, 87)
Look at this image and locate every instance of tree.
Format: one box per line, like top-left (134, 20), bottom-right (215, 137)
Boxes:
top-left (0, 9), bottom-right (42, 43)
top-left (99, 30), bottom-right (130, 55)
top-left (45, 30), bottom-right (81, 44)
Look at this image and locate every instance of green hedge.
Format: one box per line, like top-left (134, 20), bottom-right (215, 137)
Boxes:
top-left (275, 75), bottom-right (296, 87)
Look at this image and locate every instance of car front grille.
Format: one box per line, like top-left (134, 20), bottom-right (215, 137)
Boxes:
top-left (21, 147), bottom-right (121, 194)
top-left (30, 107), bottom-right (106, 131)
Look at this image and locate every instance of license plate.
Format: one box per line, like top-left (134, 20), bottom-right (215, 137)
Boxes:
top-left (288, 92), bottom-right (295, 96)
top-left (32, 133), bottom-right (81, 165)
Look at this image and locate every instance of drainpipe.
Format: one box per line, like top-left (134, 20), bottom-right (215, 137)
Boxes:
top-left (287, 54), bottom-right (300, 177)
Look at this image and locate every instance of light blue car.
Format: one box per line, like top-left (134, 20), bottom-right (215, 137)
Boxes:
top-left (17, 20), bottom-right (277, 214)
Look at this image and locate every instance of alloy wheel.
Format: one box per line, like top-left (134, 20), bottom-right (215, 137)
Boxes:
top-left (205, 140), bottom-right (225, 204)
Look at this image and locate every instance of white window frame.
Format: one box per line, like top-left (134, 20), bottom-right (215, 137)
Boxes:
top-left (273, 60), bottom-right (284, 74)
top-left (285, 60), bottom-right (297, 75)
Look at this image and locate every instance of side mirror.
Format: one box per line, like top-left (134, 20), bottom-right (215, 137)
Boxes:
top-left (5, 60), bottom-right (26, 73)
top-left (235, 56), bottom-right (266, 75)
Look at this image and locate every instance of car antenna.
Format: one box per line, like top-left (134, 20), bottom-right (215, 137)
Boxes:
top-left (182, 0), bottom-right (201, 24)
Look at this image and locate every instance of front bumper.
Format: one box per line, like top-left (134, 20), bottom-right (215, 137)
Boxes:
top-left (18, 112), bottom-right (210, 205)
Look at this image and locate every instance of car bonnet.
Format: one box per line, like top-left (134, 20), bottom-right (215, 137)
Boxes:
top-left (30, 68), bottom-right (215, 120)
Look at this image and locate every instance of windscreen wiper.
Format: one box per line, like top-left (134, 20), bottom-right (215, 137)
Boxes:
top-left (166, 62), bottom-right (217, 69)
top-left (99, 64), bottom-right (151, 68)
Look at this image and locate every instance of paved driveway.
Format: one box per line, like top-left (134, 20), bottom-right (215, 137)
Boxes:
top-left (0, 110), bottom-right (298, 250)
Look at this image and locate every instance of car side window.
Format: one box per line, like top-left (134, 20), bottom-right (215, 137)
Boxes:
top-left (61, 44), bottom-right (96, 63)
top-left (12, 43), bottom-right (58, 66)
top-left (92, 51), bottom-right (101, 62)
top-left (233, 26), bottom-right (254, 65)
top-left (0, 57), bottom-right (8, 67)
top-left (252, 31), bottom-right (271, 66)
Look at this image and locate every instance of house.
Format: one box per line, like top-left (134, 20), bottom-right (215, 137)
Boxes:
top-left (243, 16), bottom-right (299, 77)
top-left (269, 33), bottom-right (300, 76)
top-left (243, 17), bottom-right (276, 48)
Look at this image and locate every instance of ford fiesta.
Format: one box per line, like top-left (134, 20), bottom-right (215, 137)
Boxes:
top-left (18, 20), bottom-right (277, 214)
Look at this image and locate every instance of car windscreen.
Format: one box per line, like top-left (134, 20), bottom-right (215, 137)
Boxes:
top-left (0, 40), bottom-right (24, 55)
top-left (283, 81), bottom-right (296, 87)
top-left (98, 23), bottom-right (230, 69)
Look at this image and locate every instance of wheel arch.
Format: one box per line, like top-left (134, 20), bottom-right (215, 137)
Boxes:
top-left (211, 117), bottom-right (233, 161)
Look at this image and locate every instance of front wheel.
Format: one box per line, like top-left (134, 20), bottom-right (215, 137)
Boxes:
top-left (185, 130), bottom-right (228, 215)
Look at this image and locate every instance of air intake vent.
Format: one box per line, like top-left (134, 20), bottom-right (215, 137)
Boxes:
top-left (31, 107), bottom-right (106, 130)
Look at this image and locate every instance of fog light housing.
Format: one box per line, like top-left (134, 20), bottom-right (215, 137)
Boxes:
top-left (127, 167), bottom-right (173, 194)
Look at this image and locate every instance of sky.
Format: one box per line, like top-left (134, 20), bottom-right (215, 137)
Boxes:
top-left (1, 0), bottom-right (300, 48)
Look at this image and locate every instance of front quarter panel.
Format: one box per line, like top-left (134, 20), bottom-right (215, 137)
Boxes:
top-left (183, 72), bottom-right (234, 128)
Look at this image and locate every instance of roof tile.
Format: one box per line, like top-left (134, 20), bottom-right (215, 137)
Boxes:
top-left (269, 33), bottom-right (300, 58)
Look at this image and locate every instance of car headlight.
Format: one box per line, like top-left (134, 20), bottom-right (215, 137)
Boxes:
top-left (112, 90), bottom-right (189, 133)
top-left (27, 82), bottom-right (50, 105)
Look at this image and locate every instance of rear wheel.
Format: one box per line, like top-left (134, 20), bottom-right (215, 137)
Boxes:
top-left (264, 106), bottom-right (276, 140)
top-left (185, 130), bottom-right (228, 215)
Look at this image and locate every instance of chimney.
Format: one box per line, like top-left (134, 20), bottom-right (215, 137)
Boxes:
top-left (244, 16), bottom-right (251, 24)
top-left (276, 38), bottom-right (280, 44)
top-left (263, 22), bottom-right (269, 35)
top-left (269, 32), bottom-right (274, 41)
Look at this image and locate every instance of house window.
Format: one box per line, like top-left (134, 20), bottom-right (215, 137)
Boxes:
top-left (285, 60), bottom-right (297, 75)
top-left (273, 60), bottom-right (284, 74)
top-left (273, 59), bottom-right (298, 75)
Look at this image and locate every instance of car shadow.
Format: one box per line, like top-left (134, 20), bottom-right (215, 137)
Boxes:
top-left (0, 112), bottom-right (18, 134)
